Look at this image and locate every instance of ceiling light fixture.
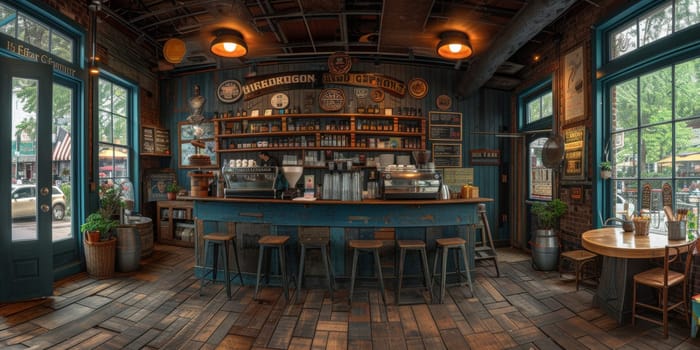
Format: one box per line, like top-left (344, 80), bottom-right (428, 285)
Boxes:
top-left (210, 30), bottom-right (247, 58)
top-left (436, 31), bottom-right (473, 60)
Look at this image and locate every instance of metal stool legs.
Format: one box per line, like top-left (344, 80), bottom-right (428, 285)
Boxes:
top-left (296, 243), bottom-right (335, 304)
top-left (254, 236), bottom-right (290, 301)
top-left (348, 241), bottom-right (386, 304)
top-left (431, 238), bottom-right (473, 303)
top-left (396, 241), bottom-right (433, 304)
top-left (199, 235), bottom-right (242, 300)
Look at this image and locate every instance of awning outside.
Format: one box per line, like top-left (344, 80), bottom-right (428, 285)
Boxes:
top-left (657, 152), bottom-right (700, 166)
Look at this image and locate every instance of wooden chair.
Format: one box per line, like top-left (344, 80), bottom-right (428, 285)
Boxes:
top-left (559, 249), bottom-right (597, 291)
top-left (632, 239), bottom-right (697, 338)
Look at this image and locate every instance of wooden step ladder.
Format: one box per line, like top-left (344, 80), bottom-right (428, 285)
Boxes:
top-left (472, 203), bottom-right (499, 277)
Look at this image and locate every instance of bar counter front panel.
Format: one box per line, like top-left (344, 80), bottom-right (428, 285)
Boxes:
top-left (184, 197), bottom-right (492, 286)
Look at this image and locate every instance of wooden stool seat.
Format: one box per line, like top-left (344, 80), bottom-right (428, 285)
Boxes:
top-left (203, 232), bottom-right (236, 241)
top-left (259, 235), bottom-right (290, 245)
top-left (398, 240), bottom-right (426, 249)
top-left (559, 249), bottom-right (598, 291)
top-left (396, 240), bottom-right (432, 304)
top-left (348, 239), bottom-right (387, 304)
top-left (435, 237), bottom-right (466, 247)
top-left (349, 240), bottom-right (383, 249)
top-left (255, 235), bottom-right (291, 301)
top-left (199, 224), bottom-right (243, 301)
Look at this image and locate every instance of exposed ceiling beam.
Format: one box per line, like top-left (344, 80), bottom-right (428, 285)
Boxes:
top-left (457, 0), bottom-right (578, 97)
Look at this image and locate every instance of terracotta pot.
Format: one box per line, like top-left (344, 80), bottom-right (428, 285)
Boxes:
top-left (86, 230), bottom-right (101, 243)
top-left (167, 192), bottom-right (176, 200)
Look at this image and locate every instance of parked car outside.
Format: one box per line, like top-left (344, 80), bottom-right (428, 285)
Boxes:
top-left (11, 185), bottom-right (67, 220)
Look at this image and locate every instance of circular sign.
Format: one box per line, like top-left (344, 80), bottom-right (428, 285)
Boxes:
top-left (216, 80), bottom-right (243, 103)
top-left (370, 88), bottom-right (384, 102)
top-left (328, 52), bottom-right (352, 75)
top-left (319, 88), bottom-right (346, 112)
top-left (270, 93), bottom-right (290, 109)
top-left (436, 94), bottom-right (452, 111)
top-left (408, 78), bottom-right (428, 99)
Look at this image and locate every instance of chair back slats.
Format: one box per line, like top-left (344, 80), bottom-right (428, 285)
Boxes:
top-left (663, 239), bottom-right (697, 286)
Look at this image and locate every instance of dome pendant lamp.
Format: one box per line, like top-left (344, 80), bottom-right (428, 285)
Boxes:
top-left (436, 31), bottom-right (472, 60)
top-left (210, 30), bottom-right (247, 58)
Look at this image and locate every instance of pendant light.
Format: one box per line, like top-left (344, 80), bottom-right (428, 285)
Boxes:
top-left (436, 31), bottom-right (473, 60)
top-left (210, 30), bottom-right (247, 58)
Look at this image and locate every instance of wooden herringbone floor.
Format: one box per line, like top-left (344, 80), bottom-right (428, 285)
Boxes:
top-left (1, 243), bottom-right (699, 349)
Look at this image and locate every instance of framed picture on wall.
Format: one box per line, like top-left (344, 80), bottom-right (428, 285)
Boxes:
top-left (562, 125), bottom-right (586, 180)
top-left (145, 171), bottom-right (177, 202)
top-left (178, 121), bottom-right (218, 168)
top-left (563, 45), bottom-right (585, 125)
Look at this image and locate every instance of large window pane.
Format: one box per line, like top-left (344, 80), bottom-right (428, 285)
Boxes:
top-left (97, 78), bottom-right (132, 186)
top-left (641, 123), bottom-right (673, 177)
top-left (675, 0), bottom-right (700, 31)
top-left (18, 14), bottom-right (49, 52)
top-left (611, 78), bottom-right (638, 130)
top-left (640, 67), bottom-right (672, 125)
top-left (639, 4), bottom-right (673, 47)
top-left (675, 57), bottom-right (700, 120)
top-left (613, 130), bottom-right (638, 178)
top-left (529, 137), bottom-right (552, 200)
top-left (674, 118), bottom-right (700, 177)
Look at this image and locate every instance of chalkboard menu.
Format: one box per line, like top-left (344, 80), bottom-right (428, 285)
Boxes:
top-left (141, 126), bottom-right (170, 156)
top-left (429, 111), bottom-right (462, 141)
top-left (432, 143), bottom-right (462, 167)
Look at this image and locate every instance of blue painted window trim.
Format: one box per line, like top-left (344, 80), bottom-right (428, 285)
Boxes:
top-left (517, 77), bottom-right (553, 132)
top-left (594, 0), bottom-right (700, 227)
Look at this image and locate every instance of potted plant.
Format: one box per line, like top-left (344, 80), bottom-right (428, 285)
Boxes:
top-left (81, 210), bottom-right (118, 279)
top-left (530, 198), bottom-right (568, 271)
top-left (166, 183), bottom-right (180, 200)
top-left (81, 212), bottom-right (118, 243)
top-left (600, 161), bottom-right (612, 179)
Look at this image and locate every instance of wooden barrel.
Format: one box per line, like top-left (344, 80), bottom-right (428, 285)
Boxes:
top-left (124, 216), bottom-right (154, 258)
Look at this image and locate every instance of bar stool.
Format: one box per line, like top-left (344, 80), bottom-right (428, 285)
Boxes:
top-left (432, 237), bottom-right (473, 303)
top-left (198, 221), bottom-right (243, 300)
top-left (473, 203), bottom-right (499, 277)
top-left (296, 227), bottom-right (335, 303)
top-left (348, 240), bottom-right (387, 304)
top-left (254, 235), bottom-right (291, 301)
top-left (396, 240), bottom-right (433, 304)
top-left (559, 250), bottom-right (598, 291)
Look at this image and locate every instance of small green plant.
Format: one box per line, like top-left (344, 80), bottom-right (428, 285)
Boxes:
top-left (600, 161), bottom-right (612, 171)
top-left (531, 198), bottom-right (568, 230)
top-left (166, 183), bottom-right (181, 193)
top-left (80, 212), bottom-right (118, 241)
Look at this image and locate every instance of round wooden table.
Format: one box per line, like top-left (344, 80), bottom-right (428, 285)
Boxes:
top-left (581, 227), bottom-right (692, 324)
top-left (582, 227), bottom-right (691, 259)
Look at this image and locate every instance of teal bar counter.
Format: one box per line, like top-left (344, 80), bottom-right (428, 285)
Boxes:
top-left (183, 197), bottom-right (493, 286)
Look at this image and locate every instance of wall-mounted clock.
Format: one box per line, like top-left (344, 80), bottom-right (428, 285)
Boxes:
top-left (270, 93), bottom-right (290, 109)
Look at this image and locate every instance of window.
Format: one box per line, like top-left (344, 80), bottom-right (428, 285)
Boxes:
top-left (98, 77), bottom-right (131, 185)
top-left (600, 1), bottom-right (700, 233)
top-left (526, 91), bottom-right (553, 124)
top-left (610, 0), bottom-right (700, 60)
top-left (519, 78), bottom-right (554, 201)
top-left (0, 2), bottom-right (75, 63)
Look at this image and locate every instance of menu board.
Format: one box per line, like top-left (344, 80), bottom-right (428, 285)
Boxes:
top-left (432, 143), bottom-right (462, 167)
top-left (429, 111), bottom-right (462, 141)
top-left (141, 126), bottom-right (171, 155)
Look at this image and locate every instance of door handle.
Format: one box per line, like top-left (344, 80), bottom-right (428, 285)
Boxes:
top-left (41, 204), bottom-right (50, 213)
top-left (40, 187), bottom-right (50, 196)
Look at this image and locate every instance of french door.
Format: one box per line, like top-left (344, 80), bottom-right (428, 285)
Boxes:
top-left (0, 56), bottom-right (54, 302)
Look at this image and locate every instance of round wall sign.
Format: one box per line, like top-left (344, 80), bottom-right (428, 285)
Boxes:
top-left (270, 93), bottom-right (290, 109)
top-left (217, 80), bottom-right (243, 103)
top-left (328, 52), bottom-right (352, 75)
top-left (370, 88), bottom-right (384, 102)
top-left (408, 78), bottom-right (428, 99)
top-left (318, 88), bottom-right (346, 112)
top-left (436, 94), bottom-right (452, 111)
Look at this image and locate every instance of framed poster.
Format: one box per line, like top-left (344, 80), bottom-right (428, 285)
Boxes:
top-left (179, 121), bottom-right (214, 141)
top-left (145, 171), bottom-right (177, 202)
top-left (429, 111), bottom-right (462, 141)
top-left (564, 45), bottom-right (585, 125)
top-left (432, 143), bottom-right (462, 167)
top-left (563, 125), bottom-right (586, 180)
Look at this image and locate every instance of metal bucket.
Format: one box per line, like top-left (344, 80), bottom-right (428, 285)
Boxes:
top-left (126, 216), bottom-right (153, 258)
top-left (116, 226), bottom-right (142, 272)
top-left (530, 229), bottom-right (559, 271)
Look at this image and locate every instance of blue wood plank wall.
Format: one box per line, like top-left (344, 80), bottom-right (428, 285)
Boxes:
top-left (159, 60), bottom-right (511, 244)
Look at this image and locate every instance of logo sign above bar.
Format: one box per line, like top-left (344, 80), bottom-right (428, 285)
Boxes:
top-left (242, 72), bottom-right (321, 100)
top-left (322, 73), bottom-right (406, 97)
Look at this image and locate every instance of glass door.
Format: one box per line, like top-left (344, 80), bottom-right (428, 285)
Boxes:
top-left (0, 56), bottom-right (54, 302)
top-left (525, 134), bottom-right (554, 248)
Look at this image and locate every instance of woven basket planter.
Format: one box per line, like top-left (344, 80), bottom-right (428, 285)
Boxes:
top-left (84, 237), bottom-right (116, 279)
